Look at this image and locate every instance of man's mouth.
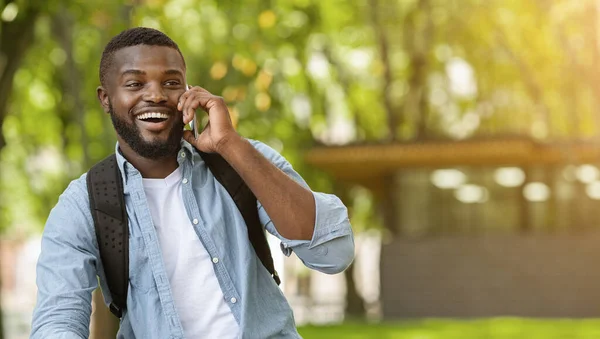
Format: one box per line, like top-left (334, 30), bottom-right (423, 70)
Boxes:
top-left (135, 111), bottom-right (175, 133)
top-left (136, 112), bottom-right (170, 123)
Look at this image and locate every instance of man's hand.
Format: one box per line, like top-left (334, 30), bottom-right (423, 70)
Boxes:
top-left (179, 86), bottom-right (316, 241)
top-left (178, 86), bottom-right (239, 154)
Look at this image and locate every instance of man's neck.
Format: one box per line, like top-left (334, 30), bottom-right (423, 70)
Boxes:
top-left (117, 143), bottom-right (179, 179)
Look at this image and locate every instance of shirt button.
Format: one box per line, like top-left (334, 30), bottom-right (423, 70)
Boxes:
top-left (212, 257), bottom-right (219, 264)
top-left (182, 178), bottom-right (188, 184)
top-left (193, 218), bottom-right (199, 225)
top-left (181, 152), bottom-right (186, 158)
top-left (230, 297), bottom-right (237, 304)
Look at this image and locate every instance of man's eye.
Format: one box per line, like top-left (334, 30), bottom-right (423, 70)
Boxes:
top-left (125, 82), bottom-right (142, 87)
top-left (165, 81), bottom-right (180, 86)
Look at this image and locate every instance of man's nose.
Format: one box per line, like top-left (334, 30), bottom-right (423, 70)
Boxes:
top-left (143, 83), bottom-right (167, 103)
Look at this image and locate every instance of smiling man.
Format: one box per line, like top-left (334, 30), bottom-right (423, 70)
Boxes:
top-left (30, 27), bottom-right (354, 339)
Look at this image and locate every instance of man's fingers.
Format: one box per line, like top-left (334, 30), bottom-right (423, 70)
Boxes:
top-left (182, 94), bottom-right (216, 116)
top-left (178, 87), bottom-right (192, 111)
top-left (183, 123), bottom-right (214, 153)
top-left (179, 87), bottom-right (230, 130)
top-left (181, 94), bottom-right (201, 123)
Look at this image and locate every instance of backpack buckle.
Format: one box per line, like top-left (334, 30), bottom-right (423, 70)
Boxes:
top-left (109, 303), bottom-right (123, 318)
top-left (273, 270), bottom-right (281, 285)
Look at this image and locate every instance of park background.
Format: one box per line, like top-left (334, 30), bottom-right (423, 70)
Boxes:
top-left (3, 0), bottom-right (600, 338)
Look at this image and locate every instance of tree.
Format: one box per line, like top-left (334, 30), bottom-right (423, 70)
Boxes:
top-left (0, 2), bottom-right (42, 337)
top-left (5, 0), bottom-right (600, 335)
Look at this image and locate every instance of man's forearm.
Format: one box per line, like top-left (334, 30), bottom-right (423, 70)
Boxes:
top-left (218, 136), bottom-right (315, 240)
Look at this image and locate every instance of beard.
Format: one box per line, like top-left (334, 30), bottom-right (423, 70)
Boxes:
top-left (109, 103), bottom-right (184, 159)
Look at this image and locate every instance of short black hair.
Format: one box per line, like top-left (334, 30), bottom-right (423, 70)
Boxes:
top-left (99, 27), bottom-right (185, 87)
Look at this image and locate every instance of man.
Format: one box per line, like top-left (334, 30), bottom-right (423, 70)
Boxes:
top-left (30, 27), bottom-right (354, 339)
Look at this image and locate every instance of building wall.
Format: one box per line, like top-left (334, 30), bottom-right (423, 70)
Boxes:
top-left (381, 231), bottom-right (600, 318)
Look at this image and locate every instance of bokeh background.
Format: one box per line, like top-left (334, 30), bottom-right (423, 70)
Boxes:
top-left (3, 0), bottom-right (600, 338)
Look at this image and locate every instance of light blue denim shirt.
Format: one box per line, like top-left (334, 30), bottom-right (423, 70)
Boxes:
top-left (31, 139), bottom-right (354, 339)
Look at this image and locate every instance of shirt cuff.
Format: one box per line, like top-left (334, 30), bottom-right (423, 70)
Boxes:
top-left (278, 191), bottom-right (352, 256)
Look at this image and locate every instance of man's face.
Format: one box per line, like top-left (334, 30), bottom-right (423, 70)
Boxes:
top-left (97, 45), bottom-right (187, 159)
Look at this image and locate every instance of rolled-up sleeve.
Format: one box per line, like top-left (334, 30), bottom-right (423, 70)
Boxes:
top-left (30, 178), bottom-right (98, 339)
top-left (251, 140), bottom-right (355, 274)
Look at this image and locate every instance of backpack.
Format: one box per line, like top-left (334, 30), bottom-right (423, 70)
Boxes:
top-left (86, 150), bottom-right (280, 318)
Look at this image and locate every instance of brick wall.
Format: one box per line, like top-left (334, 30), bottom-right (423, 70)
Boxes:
top-left (381, 231), bottom-right (600, 318)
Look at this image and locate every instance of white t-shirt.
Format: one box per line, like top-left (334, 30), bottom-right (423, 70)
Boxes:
top-left (142, 167), bottom-right (239, 338)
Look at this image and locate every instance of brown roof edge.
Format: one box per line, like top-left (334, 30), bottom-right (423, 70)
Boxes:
top-left (304, 137), bottom-right (600, 182)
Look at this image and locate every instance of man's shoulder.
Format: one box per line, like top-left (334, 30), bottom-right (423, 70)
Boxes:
top-left (64, 172), bottom-right (89, 197)
top-left (44, 172), bottom-right (95, 241)
top-left (55, 172), bottom-right (90, 211)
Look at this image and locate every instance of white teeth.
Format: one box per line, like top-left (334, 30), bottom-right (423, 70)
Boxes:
top-left (137, 112), bottom-right (169, 120)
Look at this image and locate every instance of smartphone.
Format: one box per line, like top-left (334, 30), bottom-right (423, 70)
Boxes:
top-left (186, 84), bottom-right (199, 139)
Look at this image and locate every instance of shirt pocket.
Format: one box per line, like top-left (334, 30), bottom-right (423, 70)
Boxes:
top-left (129, 235), bottom-right (154, 293)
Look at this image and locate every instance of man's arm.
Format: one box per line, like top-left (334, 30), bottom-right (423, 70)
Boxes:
top-left (219, 137), bottom-right (316, 240)
top-left (179, 86), bottom-right (354, 274)
top-left (30, 178), bottom-right (98, 339)
top-left (232, 139), bottom-right (354, 274)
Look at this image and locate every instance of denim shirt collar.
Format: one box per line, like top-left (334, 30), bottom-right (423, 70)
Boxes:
top-left (114, 139), bottom-right (195, 187)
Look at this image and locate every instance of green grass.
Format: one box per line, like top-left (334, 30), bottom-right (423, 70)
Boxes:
top-left (298, 318), bottom-right (600, 339)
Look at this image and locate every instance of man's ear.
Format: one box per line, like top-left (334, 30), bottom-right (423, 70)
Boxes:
top-left (97, 86), bottom-right (111, 113)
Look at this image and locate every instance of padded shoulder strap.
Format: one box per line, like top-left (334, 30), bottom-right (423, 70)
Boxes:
top-left (86, 154), bottom-right (129, 318)
top-left (198, 150), bottom-right (281, 285)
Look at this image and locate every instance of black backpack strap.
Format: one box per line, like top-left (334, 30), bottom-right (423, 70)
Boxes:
top-left (198, 151), bottom-right (281, 285)
top-left (86, 154), bottom-right (129, 318)
top-left (87, 150), bottom-right (279, 320)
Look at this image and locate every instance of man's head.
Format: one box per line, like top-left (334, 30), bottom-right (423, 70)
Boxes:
top-left (97, 27), bottom-right (187, 160)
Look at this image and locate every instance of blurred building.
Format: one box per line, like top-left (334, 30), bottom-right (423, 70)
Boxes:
top-left (306, 136), bottom-right (600, 318)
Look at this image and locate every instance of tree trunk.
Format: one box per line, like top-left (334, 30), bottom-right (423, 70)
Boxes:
top-left (518, 167), bottom-right (531, 233)
top-left (369, 0), bottom-right (398, 141)
top-left (402, 0), bottom-right (432, 141)
top-left (344, 262), bottom-right (365, 320)
top-left (51, 8), bottom-right (91, 176)
top-left (331, 183), bottom-right (366, 320)
top-left (0, 8), bottom-right (39, 149)
top-left (415, 0), bottom-right (433, 140)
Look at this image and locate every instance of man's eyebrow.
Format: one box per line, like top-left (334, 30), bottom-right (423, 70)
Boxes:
top-left (121, 69), bottom-right (145, 76)
top-left (164, 69), bottom-right (184, 76)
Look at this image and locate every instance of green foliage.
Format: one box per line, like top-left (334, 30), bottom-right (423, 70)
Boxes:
top-left (2, 0), bottom-right (600, 236)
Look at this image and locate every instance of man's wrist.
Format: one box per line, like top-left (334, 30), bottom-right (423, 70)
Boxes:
top-left (215, 132), bottom-right (246, 158)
